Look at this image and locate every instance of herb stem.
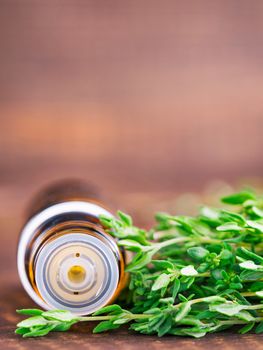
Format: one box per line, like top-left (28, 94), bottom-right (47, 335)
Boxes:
top-left (79, 314), bottom-right (263, 325)
top-left (80, 314), bottom-right (151, 322)
top-left (156, 237), bottom-right (190, 248)
top-left (241, 291), bottom-right (260, 297)
top-left (219, 317), bottom-right (263, 326)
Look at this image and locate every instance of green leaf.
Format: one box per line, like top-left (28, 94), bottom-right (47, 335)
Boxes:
top-left (250, 281), bottom-right (263, 292)
top-left (175, 302), bottom-right (191, 322)
top-left (144, 308), bottom-right (161, 315)
top-left (220, 249), bottom-right (233, 260)
top-left (148, 314), bottom-right (166, 332)
top-left (117, 211), bottom-right (133, 226)
top-left (251, 207), bottom-right (263, 218)
top-left (93, 304), bottom-right (123, 316)
top-left (187, 247), bottom-right (209, 261)
top-left (152, 260), bottom-right (174, 270)
top-left (200, 206), bottom-right (220, 220)
top-left (177, 317), bottom-right (204, 327)
top-left (15, 327), bottom-right (32, 335)
top-left (158, 315), bottom-right (173, 336)
top-left (152, 273), bottom-right (171, 291)
top-left (17, 316), bottom-right (48, 328)
top-left (210, 303), bottom-right (244, 316)
top-left (113, 315), bottom-right (131, 325)
top-left (53, 323), bottom-right (74, 332)
top-left (42, 310), bottom-right (79, 322)
top-left (240, 269), bottom-right (263, 281)
top-left (93, 320), bottom-right (120, 333)
top-left (196, 310), bottom-right (218, 320)
top-left (201, 296), bottom-right (226, 303)
top-left (239, 322), bottom-right (255, 334)
top-left (180, 265), bottom-right (198, 276)
top-left (126, 250), bottom-right (157, 271)
top-left (220, 210), bottom-right (246, 225)
top-left (178, 294), bottom-right (188, 302)
top-left (239, 260), bottom-right (263, 270)
top-left (23, 325), bottom-right (57, 337)
top-left (246, 220), bottom-right (263, 233)
top-left (216, 222), bottom-right (243, 232)
top-left (159, 297), bottom-right (174, 304)
top-left (221, 191), bottom-right (255, 205)
top-left (16, 309), bottom-right (43, 316)
top-left (237, 247), bottom-right (263, 265)
top-left (255, 322), bottom-right (263, 334)
top-left (181, 328), bottom-right (207, 338)
top-left (99, 215), bottom-right (114, 228)
top-left (172, 279), bottom-right (180, 299)
top-left (118, 239), bottom-right (144, 252)
top-left (235, 310), bottom-right (254, 322)
top-left (199, 206), bottom-right (221, 226)
top-left (243, 199), bottom-right (257, 208)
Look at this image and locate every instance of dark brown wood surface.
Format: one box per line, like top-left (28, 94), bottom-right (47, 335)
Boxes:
top-left (1, 0), bottom-right (263, 348)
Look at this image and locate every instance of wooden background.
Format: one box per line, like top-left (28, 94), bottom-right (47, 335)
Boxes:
top-left (0, 1), bottom-right (263, 348)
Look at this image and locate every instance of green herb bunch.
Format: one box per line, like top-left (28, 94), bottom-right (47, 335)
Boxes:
top-left (16, 190), bottom-right (263, 338)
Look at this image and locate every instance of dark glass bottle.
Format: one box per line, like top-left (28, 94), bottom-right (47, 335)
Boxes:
top-left (17, 180), bottom-right (125, 315)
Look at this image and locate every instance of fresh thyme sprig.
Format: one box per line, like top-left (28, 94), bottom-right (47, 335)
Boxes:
top-left (16, 190), bottom-right (263, 337)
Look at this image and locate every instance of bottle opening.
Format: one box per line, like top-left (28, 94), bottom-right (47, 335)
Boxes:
top-left (34, 232), bottom-right (120, 315)
top-left (68, 265), bottom-right (86, 284)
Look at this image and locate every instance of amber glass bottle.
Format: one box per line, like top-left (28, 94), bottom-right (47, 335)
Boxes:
top-left (17, 180), bottom-right (125, 315)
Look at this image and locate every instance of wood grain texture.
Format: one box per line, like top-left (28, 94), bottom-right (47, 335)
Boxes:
top-left (0, 0), bottom-right (263, 348)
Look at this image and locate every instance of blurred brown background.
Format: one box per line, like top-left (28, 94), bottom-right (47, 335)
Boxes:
top-left (1, 0), bottom-right (263, 193)
top-left (1, 0), bottom-right (263, 292)
top-left (1, 1), bottom-right (263, 347)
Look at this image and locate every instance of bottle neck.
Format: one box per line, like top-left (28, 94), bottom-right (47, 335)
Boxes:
top-left (26, 179), bottom-right (100, 219)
